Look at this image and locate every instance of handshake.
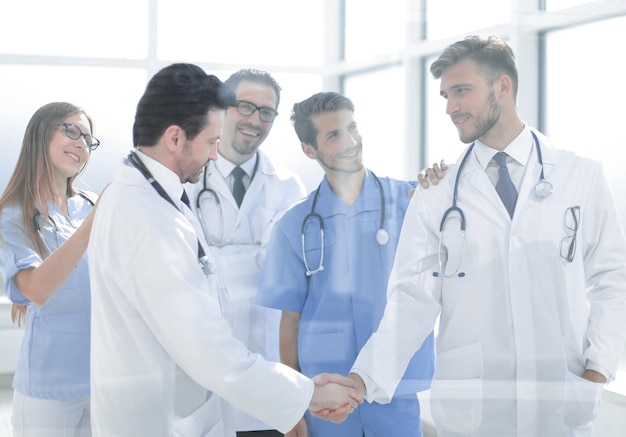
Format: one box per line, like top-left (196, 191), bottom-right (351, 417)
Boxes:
top-left (308, 373), bottom-right (365, 423)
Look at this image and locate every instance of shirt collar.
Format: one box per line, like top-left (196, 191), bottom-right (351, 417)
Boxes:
top-left (474, 125), bottom-right (533, 170)
top-left (215, 152), bottom-right (258, 178)
top-left (135, 149), bottom-right (185, 204)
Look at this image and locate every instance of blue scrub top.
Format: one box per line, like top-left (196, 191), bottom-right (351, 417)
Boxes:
top-left (258, 170), bottom-right (434, 396)
top-left (0, 194), bottom-right (93, 400)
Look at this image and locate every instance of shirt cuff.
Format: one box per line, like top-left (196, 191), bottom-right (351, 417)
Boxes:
top-left (350, 368), bottom-right (389, 404)
top-left (585, 360), bottom-right (611, 382)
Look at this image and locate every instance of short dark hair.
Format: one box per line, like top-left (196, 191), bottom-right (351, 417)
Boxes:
top-left (225, 69), bottom-right (282, 109)
top-left (430, 35), bottom-right (519, 98)
top-left (133, 63), bottom-right (236, 147)
top-left (290, 92), bottom-right (355, 148)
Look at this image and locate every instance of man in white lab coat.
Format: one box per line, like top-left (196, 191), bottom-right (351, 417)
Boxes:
top-left (188, 69), bottom-right (306, 437)
top-left (348, 35), bottom-right (626, 436)
top-left (88, 63), bottom-right (361, 437)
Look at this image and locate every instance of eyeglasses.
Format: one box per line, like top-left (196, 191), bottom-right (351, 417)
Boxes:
top-left (560, 206), bottom-right (580, 263)
top-left (235, 100), bottom-right (278, 122)
top-left (57, 122), bottom-right (100, 150)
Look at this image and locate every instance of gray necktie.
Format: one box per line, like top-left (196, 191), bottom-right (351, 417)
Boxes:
top-left (493, 152), bottom-right (517, 218)
top-left (231, 166), bottom-right (246, 208)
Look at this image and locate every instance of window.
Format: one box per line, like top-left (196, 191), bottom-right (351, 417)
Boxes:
top-left (344, 66), bottom-right (406, 179)
top-left (426, 0), bottom-right (510, 41)
top-left (157, 0), bottom-right (324, 67)
top-left (0, 0), bottom-right (149, 58)
top-left (344, 0), bottom-right (406, 61)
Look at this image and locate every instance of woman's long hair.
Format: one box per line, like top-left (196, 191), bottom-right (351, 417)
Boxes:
top-left (0, 102), bottom-right (94, 326)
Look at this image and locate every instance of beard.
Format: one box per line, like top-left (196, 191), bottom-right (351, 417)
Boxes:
top-left (461, 89), bottom-right (502, 144)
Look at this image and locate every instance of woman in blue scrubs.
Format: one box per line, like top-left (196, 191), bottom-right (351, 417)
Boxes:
top-left (0, 102), bottom-right (100, 436)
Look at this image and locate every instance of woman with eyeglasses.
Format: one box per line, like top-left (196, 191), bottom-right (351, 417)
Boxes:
top-left (0, 102), bottom-right (101, 436)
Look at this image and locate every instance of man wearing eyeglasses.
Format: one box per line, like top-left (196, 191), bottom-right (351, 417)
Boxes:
top-left (347, 35), bottom-right (626, 436)
top-left (187, 69), bottom-right (306, 437)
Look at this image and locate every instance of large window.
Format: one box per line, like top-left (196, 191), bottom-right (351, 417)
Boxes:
top-left (344, 66), bottom-right (406, 179)
top-left (0, 0), bottom-right (149, 58)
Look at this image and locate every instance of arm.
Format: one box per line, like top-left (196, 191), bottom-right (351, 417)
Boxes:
top-left (280, 310), bottom-right (301, 371)
top-left (281, 310), bottom-right (308, 435)
top-left (14, 203), bottom-right (96, 306)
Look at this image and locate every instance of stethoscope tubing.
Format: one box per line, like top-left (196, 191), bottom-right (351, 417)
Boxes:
top-left (301, 169), bottom-right (388, 276)
top-left (127, 150), bottom-right (211, 276)
top-left (434, 130), bottom-right (552, 278)
top-left (195, 153), bottom-right (260, 247)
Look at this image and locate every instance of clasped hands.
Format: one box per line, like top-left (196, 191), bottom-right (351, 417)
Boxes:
top-left (308, 373), bottom-right (365, 423)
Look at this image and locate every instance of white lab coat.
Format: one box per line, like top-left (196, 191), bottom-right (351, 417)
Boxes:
top-left (89, 153), bottom-right (313, 437)
top-left (352, 130), bottom-right (626, 436)
top-left (188, 151), bottom-right (306, 433)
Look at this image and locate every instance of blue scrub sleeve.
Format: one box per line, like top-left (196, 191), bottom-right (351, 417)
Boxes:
top-left (257, 218), bottom-right (309, 312)
top-left (0, 206), bottom-right (41, 305)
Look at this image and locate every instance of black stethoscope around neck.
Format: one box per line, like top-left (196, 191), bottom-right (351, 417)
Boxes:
top-left (195, 152), bottom-right (260, 247)
top-left (433, 130), bottom-right (553, 278)
top-left (301, 170), bottom-right (389, 277)
top-left (127, 149), bottom-right (212, 277)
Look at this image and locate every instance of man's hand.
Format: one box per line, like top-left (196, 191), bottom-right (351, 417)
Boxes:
top-left (582, 369), bottom-right (607, 384)
top-left (308, 373), bottom-right (363, 423)
top-left (418, 160), bottom-right (448, 189)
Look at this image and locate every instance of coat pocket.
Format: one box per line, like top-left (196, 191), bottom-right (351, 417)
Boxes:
top-left (430, 342), bottom-right (483, 433)
top-left (173, 392), bottom-right (223, 437)
top-left (563, 371), bottom-right (603, 427)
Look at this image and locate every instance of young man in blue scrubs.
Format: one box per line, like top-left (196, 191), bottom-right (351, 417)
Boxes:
top-left (257, 91), bottom-right (435, 437)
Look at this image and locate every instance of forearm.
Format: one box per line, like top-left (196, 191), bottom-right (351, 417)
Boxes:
top-left (15, 214), bottom-right (93, 305)
top-left (280, 310), bottom-right (301, 371)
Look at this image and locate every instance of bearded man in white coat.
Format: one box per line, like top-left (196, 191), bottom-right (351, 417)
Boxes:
top-left (88, 63), bottom-right (361, 437)
top-left (347, 35), bottom-right (626, 437)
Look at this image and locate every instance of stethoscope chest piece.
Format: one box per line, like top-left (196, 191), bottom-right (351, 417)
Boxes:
top-left (376, 228), bottom-right (389, 246)
top-left (534, 180), bottom-right (553, 199)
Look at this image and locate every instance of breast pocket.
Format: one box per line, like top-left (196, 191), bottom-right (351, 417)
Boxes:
top-left (538, 204), bottom-right (578, 262)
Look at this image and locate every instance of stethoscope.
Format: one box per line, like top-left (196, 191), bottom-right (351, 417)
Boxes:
top-left (433, 131), bottom-right (553, 278)
top-left (33, 192), bottom-right (95, 254)
top-left (302, 170), bottom-right (389, 276)
top-left (195, 153), bottom-right (259, 247)
top-left (127, 150), bottom-right (213, 277)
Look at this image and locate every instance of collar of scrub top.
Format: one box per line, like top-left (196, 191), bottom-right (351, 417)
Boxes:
top-left (129, 149), bottom-right (212, 276)
top-left (313, 169), bottom-right (382, 217)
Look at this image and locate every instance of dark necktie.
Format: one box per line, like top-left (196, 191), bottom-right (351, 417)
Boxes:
top-left (493, 152), bottom-right (517, 218)
top-left (180, 189), bottom-right (191, 209)
top-left (231, 166), bottom-right (246, 208)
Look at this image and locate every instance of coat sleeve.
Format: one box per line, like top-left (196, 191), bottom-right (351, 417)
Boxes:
top-left (580, 161), bottom-right (626, 380)
top-left (351, 187), bottom-right (442, 403)
top-left (125, 216), bottom-right (314, 432)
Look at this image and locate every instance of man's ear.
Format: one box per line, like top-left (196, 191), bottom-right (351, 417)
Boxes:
top-left (495, 74), bottom-right (513, 99)
top-left (164, 125), bottom-right (184, 152)
top-left (301, 142), bottom-right (317, 159)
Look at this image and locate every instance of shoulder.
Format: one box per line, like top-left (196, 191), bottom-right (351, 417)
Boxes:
top-left (274, 194), bottom-right (314, 230)
top-left (258, 152), bottom-right (304, 185)
top-left (0, 202), bottom-right (23, 223)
